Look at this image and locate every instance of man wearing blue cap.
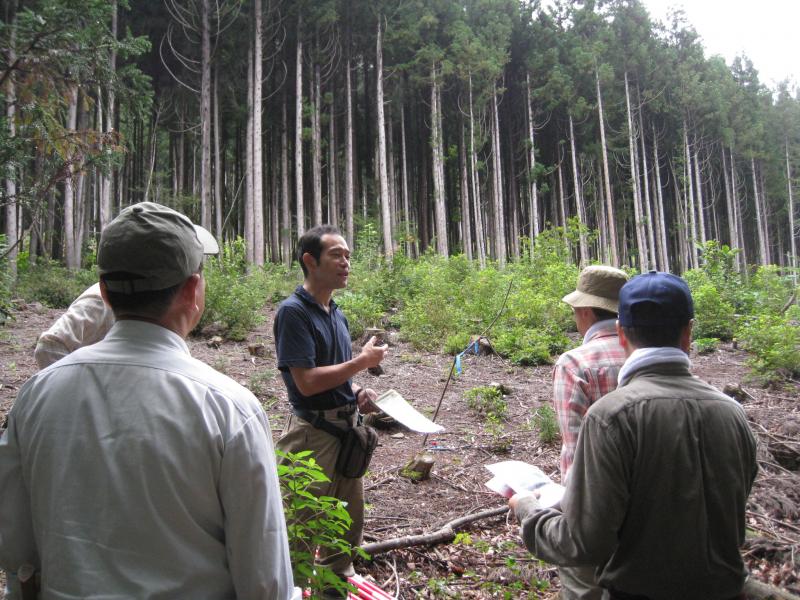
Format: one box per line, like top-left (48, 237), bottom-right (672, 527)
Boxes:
top-left (511, 271), bottom-right (757, 600)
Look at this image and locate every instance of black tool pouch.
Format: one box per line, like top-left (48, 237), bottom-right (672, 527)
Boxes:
top-left (295, 408), bottom-right (378, 479)
top-left (335, 422), bottom-right (379, 478)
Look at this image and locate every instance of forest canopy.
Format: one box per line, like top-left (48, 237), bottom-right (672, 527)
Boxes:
top-left (1, 0), bottom-right (798, 280)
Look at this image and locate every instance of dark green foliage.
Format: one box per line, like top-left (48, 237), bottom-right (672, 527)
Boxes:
top-left (465, 385), bottom-right (507, 421)
top-left (276, 449), bottom-right (361, 598)
top-left (686, 241), bottom-right (799, 382)
top-left (199, 239), bottom-right (300, 341)
top-left (532, 404), bottom-right (559, 445)
top-left (693, 337), bottom-right (720, 355)
top-left (736, 311), bottom-right (800, 383)
top-left (15, 261), bottom-right (97, 308)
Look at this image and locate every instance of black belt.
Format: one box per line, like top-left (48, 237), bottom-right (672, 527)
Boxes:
top-left (293, 406), bottom-right (357, 440)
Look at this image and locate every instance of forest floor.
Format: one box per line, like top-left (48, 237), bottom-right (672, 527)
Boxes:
top-left (0, 299), bottom-right (798, 599)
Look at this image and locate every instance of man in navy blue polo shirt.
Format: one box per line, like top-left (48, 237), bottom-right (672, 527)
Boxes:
top-left (274, 224), bottom-right (387, 595)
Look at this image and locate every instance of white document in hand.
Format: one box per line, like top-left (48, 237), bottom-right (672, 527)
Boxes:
top-left (374, 389), bottom-right (445, 434)
top-left (485, 460), bottom-right (565, 508)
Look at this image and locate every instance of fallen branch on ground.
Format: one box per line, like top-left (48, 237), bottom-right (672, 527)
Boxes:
top-left (360, 506), bottom-right (509, 556)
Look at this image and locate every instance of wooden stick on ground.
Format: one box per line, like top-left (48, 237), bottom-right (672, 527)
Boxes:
top-left (360, 506), bottom-right (509, 556)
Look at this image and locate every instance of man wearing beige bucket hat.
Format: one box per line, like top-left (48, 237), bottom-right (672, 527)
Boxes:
top-left (552, 265), bottom-right (628, 600)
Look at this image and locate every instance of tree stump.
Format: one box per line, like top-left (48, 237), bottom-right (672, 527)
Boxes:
top-left (723, 383), bottom-right (754, 404)
top-left (469, 335), bottom-right (494, 355)
top-left (363, 328), bottom-right (387, 345)
top-left (247, 343), bottom-right (266, 357)
top-left (400, 452), bottom-right (434, 482)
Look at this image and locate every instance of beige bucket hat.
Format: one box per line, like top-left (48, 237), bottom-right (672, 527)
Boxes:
top-left (562, 265), bottom-right (629, 314)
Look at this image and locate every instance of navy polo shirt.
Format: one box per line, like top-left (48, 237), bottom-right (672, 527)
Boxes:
top-left (274, 285), bottom-right (357, 411)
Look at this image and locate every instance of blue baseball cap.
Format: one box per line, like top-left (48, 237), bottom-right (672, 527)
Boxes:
top-left (618, 271), bottom-right (694, 327)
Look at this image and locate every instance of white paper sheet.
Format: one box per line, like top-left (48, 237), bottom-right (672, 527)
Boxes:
top-left (485, 460), bottom-right (565, 507)
top-left (374, 389), bottom-right (445, 434)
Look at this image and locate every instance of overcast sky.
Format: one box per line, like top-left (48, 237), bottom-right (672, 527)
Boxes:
top-left (641, 0), bottom-right (798, 88)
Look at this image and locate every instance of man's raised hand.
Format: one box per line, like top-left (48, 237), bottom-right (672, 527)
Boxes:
top-left (359, 335), bottom-right (388, 368)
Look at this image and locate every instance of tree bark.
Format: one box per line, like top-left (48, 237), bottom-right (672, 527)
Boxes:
top-left (752, 157), bottom-right (768, 265)
top-left (376, 20), bottom-right (393, 259)
top-left (692, 140), bottom-right (707, 249)
top-left (344, 57), bottom-right (355, 247)
top-left (468, 74), bottom-right (485, 267)
top-left (430, 63), bottom-right (448, 257)
top-left (568, 113), bottom-right (588, 265)
top-left (281, 91), bottom-right (291, 265)
top-left (459, 124), bottom-right (472, 260)
top-left (786, 140), bottom-right (797, 287)
top-left (64, 85), bottom-right (79, 269)
top-left (252, 0), bottom-right (264, 265)
top-left (652, 125), bottom-right (669, 271)
top-left (400, 103), bottom-right (412, 257)
top-left (4, 2), bottom-right (18, 278)
top-left (311, 60), bottom-right (323, 226)
top-left (683, 124), bottom-right (698, 268)
top-left (245, 46), bottom-right (255, 262)
top-left (525, 74), bottom-right (540, 246)
top-left (295, 17), bottom-right (305, 237)
top-left (99, 0), bottom-right (116, 231)
top-left (637, 94), bottom-right (656, 268)
top-left (213, 67), bottom-right (223, 241)
top-left (200, 0), bottom-right (212, 230)
top-left (625, 72), bottom-right (647, 272)
top-left (490, 84), bottom-right (505, 267)
top-left (328, 96), bottom-right (338, 228)
top-left (596, 68), bottom-right (617, 265)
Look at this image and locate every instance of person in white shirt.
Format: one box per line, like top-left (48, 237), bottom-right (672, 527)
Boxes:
top-left (0, 202), bottom-right (299, 600)
top-left (33, 225), bottom-right (219, 369)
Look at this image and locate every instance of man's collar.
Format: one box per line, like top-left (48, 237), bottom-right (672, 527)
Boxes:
top-left (582, 318), bottom-right (617, 345)
top-left (294, 285), bottom-right (337, 311)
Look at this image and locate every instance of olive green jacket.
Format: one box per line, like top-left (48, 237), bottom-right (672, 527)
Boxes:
top-left (517, 361), bottom-right (757, 600)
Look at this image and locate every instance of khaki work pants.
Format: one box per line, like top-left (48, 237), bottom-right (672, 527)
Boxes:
top-left (277, 409), bottom-right (364, 578)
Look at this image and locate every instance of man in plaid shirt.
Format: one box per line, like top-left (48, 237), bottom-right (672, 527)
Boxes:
top-left (552, 265), bottom-right (628, 600)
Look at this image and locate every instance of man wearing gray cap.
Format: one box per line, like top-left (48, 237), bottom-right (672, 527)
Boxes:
top-left (33, 223), bottom-right (219, 369)
top-left (552, 265), bottom-right (628, 600)
top-left (0, 203), bottom-right (297, 599)
top-left (512, 272), bottom-right (757, 600)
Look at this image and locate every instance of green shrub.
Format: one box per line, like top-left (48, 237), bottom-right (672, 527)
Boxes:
top-left (464, 385), bottom-right (507, 421)
top-left (531, 404), bottom-right (559, 445)
top-left (334, 290), bottom-right (384, 340)
top-left (494, 326), bottom-right (568, 366)
top-left (693, 337), bottom-right (720, 354)
top-left (199, 239), bottom-right (268, 340)
top-left (736, 314), bottom-right (800, 383)
top-left (15, 261), bottom-right (97, 308)
top-left (690, 283), bottom-right (736, 340)
top-left (277, 449), bottom-right (361, 597)
top-left (444, 332), bottom-right (473, 356)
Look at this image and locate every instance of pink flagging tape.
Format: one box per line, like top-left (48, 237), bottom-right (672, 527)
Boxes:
top-left (347, 574), bottom-right (395, 599)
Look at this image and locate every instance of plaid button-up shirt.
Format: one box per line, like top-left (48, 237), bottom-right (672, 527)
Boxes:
top-left (553, 319), bottom-right (626, 479)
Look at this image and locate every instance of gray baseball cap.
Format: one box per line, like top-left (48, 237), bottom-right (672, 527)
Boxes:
top-left (562, 265), bottom-right (629, 314)
top-left (98, 202), bottom-right (219, 294)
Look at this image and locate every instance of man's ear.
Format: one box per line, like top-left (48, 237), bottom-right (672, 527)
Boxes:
top-left (301, 252), bottom-right (317, 273)
top-left (616, 320), bottom-right (632, 355)
top-left (99, 280), bottom-right (110, 305)
top-left (178, 274), bottom-right (201, 309)
top-left (680, 320), bottom-right (694, 354)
